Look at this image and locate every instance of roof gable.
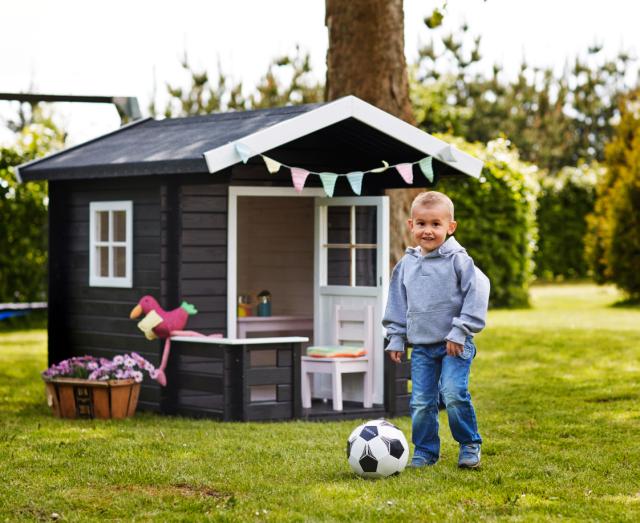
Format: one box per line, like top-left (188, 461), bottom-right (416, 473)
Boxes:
top-left (204, 96), bottom-right (482, 178)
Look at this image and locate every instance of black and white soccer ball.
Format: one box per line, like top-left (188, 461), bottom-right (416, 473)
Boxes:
top-left (346, 418), bottom-right (409, 478)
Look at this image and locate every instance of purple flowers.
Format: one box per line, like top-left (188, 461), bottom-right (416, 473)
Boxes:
top-left (42, 353), bottom-right (156, 383)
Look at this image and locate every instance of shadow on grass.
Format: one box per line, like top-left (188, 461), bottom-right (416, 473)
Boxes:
top-left (584, 393), bottom-right (639, 403)
top-left (17, 401), bottom-right (51, 418)
top-left (611, 297), bottom-right (640, 308)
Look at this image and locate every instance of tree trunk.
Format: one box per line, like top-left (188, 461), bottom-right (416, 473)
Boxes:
top-left (325, 0), bottom-right (414, 125)
top-left (326, 0), bottom-right (420, 265)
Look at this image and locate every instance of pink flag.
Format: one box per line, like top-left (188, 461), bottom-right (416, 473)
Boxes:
top-left (396, 163), bottom-right (414, 184)
top-left (291, 167), bottom-right (310, 193)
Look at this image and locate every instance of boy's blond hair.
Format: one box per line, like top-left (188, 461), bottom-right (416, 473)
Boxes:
top-left (410, 191), bottom-right (455, 220)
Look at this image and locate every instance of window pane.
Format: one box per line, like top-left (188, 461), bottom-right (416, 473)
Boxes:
top-left (113, 210), bottom-right (126, 242)
top-left (327, 248), bottom-right (350, 285)
top-left (113, 247), bottom-right (126, 277)
top-left (97, 247), bottom-right (109, 277)
top-left (97, 211), bottom-right (109, 241)
top-left (355, 206), bottom-right (376, 244)
top-left (327, 206), bottom-right (350, 244)
top-left (355, 248), bottom-right (376, 287)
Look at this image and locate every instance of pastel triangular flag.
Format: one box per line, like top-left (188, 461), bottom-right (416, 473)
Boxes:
top-left (370, 160), bottom-right (389, 173)
top-left (437, 145), bottom-right (457, 162)
top-left (290, 167), bottom-right (310, 193)
top-left (419, 156), bottom-right (434, 182)
top-left (395, 163), bottom-right (413, 184)
top-left (234, 142), bottom-right (253, 164)
top-left (346, 171), bottom-right (364, 195)
top-left (262, 155), bottom-right (281, 174)
top-left (319, 173), bottom-right (339, 197)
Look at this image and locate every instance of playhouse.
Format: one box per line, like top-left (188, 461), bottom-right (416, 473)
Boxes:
top-left (17, 96), bottom-right (483, 420)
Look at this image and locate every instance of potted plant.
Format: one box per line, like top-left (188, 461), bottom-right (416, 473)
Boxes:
top-left (41, 353), bottom-right (156, 419)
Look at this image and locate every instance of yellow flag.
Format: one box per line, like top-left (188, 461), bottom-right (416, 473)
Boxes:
top-left (262, 155), bottom-right (281, 174)
top-left (370, 160), bottom-right (389, 173)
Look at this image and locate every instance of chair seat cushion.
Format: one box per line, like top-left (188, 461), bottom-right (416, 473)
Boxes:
top-left (306, 345), bottom-right (366, 358)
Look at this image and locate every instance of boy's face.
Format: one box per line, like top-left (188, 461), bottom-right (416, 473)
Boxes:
top-left (408, 203), bottom-right (457, 253)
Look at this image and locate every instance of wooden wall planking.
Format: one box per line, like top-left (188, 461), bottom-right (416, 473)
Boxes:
top-left (178, 183), bottom-right (228, 336)
top-left (49, 177), bottom-right (164, 410)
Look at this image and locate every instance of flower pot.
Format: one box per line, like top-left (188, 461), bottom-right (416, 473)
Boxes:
top-left (43, 377), bottom-right (140, 419)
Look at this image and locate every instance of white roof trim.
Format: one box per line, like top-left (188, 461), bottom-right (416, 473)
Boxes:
top-left (203, 95), bottom-right (483, 178)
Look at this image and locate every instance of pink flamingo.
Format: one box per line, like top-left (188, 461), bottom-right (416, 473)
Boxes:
top-left (129, 296), bottom-right (222, 386)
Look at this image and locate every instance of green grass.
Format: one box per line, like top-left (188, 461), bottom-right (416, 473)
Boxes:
top-left (1, 284), bottom-right (640, 522)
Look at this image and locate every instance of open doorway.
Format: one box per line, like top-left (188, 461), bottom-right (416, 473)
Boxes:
top-left (227, 186), bottom-right (325, 340)
top-left (237, 195), bottom-right (314, 341)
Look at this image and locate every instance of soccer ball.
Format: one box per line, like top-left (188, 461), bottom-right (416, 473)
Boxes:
top-left (346, 418), bottom-right (409, 478)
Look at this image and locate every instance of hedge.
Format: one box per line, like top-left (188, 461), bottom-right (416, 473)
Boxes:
top-left (534, 164), bottom-right (601, 281)
top-left (436, 137), bottom-right (539, 308)
top-left (586, 91), bottom-right (640, 299)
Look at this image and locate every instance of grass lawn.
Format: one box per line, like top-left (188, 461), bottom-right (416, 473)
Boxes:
top-left (1, 283), bottom-right (639, 522)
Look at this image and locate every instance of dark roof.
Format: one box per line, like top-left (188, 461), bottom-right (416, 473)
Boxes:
top-left (18, 96), bottom-right (485, 182)
top-left (18, 103), bottom-right (322, 181)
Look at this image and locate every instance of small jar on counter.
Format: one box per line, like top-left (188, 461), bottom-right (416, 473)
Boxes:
top-left (257, 290), bottom-right (272, 317)
top-left (237, 294), bottom-right (253, 317)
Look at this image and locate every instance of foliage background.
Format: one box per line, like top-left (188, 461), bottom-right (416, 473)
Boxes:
top-left (410, 18), bottom-right (634, 288)
top-left (0, 112), bottom-right (64, 305)
top-left (534, 164), bottom-right (601, 280)
top-left (586, 90), bottom-right (640, 299)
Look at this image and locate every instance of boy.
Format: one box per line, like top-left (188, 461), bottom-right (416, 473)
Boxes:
top-left (383, 191), bottom-right (489, 469)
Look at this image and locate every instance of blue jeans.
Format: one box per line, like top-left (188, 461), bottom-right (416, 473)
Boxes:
top-left (410, 337), bottom-right (482, 460)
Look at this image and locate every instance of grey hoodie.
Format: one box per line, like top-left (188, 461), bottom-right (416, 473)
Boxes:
top-left (382, 236), bottom-right (490, 351)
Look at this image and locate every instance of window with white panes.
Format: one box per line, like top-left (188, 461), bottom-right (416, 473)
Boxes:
top-left (89, 201), bottom-right (133, 287)
top-left (325, 205), bottom-right (377, 287)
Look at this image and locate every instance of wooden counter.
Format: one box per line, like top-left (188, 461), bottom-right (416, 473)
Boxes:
top-left (236, 316), bottom-right (313, 338)
top-left (166, 336), bottom-right (308, 421)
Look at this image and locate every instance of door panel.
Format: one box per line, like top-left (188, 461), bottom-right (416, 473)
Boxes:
top-left (313, 196), bottom-right (389, 405)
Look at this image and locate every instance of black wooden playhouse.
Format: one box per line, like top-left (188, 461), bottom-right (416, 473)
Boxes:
top-left (18, 96), bottom-right (483, 421)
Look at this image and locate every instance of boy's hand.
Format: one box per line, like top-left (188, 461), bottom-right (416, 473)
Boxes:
top-left (446, 340), bottom-right (463, 357)
top-left (387, 351), bottom-right (403, 364)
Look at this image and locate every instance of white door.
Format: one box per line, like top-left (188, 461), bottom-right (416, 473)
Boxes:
top-left (313, 196), bottom-right (389, 405)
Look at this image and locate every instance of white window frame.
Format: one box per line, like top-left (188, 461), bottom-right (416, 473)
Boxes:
top-left (89, 201), bottom-right (133, 288)
top-left (320, 202), bottom-right (379, 288)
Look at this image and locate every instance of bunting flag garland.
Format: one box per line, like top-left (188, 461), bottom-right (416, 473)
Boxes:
top-left (234, 142), bottom-right (253, 164)
top-left (419, 156), bottom-right (434, 183)
top-left (291, 167), bottom-right (310, 193)
top-left (370, 160), bottom-right (390, 173)
top-left (228, 140), bottom-right (457, 196)
top-left (346, 171), bottom-right (364, 195)
top-left (437, 145), bottom-right (457, 162)
top-left (395, 163), bottom-right (414, 184)
top-left (262, 156), bottom-right (281, 174)
top-left (319, 173), bottom-right (339, 197)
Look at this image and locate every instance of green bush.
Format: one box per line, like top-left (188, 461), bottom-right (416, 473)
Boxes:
top-left (0, 148), bottom-right (48, 303)
top-left (0, 120), bottom-right (62, 304)
top-left (437, 137), bottom-right (539, 308)
top-left (535, 164), bottom-right (601, 281)
top-left (586, 91), bottom-right (640, 299)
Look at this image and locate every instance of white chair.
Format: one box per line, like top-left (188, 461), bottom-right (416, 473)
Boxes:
top-left (301, 305), bottom-right (374, 411)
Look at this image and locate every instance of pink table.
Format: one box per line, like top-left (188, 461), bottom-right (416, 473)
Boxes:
top-left (237, 316), bottom-right (313, 338)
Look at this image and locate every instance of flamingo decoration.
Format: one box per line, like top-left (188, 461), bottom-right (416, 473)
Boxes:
top-left (130, 296), bottom-right (222, 386)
